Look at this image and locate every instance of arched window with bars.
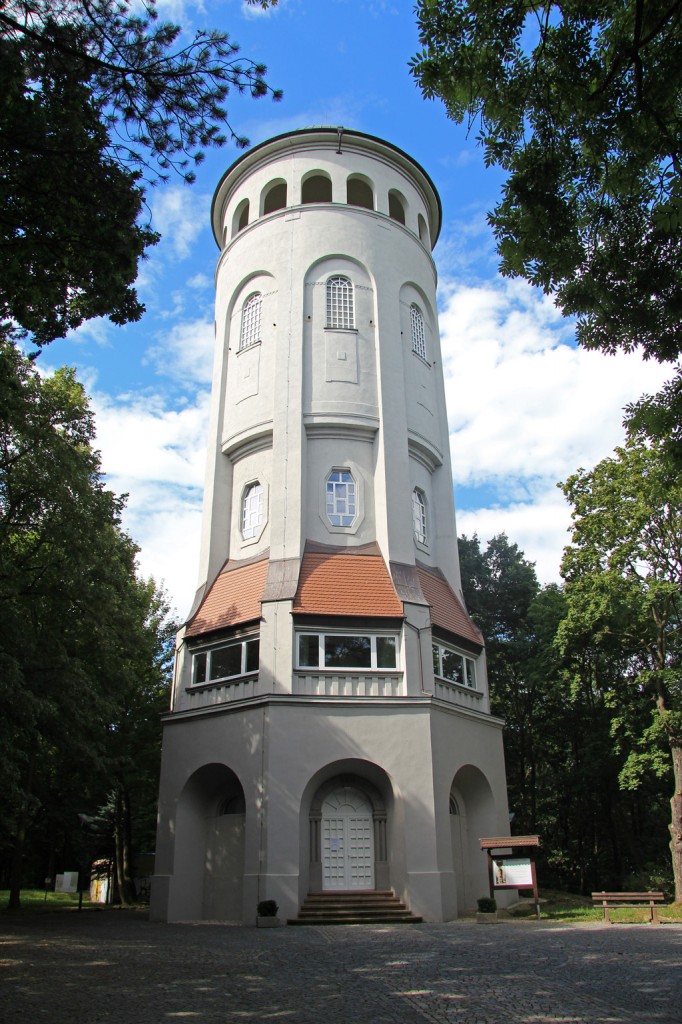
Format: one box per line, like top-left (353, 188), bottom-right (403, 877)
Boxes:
top-left (412, 487), bottom-right (427, 544)
top-left (326, 276), bottom-right (354, 330)
top-left (242, 481), bottom-right (264, 539)
top-left (239, 293), bottom-right (262, 351)
top-left (410, 303), bottom-right (426, 360)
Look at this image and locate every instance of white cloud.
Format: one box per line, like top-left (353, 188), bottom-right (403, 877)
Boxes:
top-left (440, 276), bottom-right (672, 582)
top-left (145, 317), bottom-right (216, 385)
top-left (91, 389), bottom-right (211, 616)
top-left (151, 187), bottom-right (211, 260)
top-left (456, 484), bottom-right (572, 585)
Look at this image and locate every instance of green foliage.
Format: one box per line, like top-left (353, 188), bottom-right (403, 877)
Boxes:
top-left (0, 340), bottom-right (176, 906)
top-left (410, 2), bottom-right (682, 363)
top-left (460, 530), bottom-right (673, 894)
top-left (0, 0), bottom-right (281, 345)
top-left (560, 438), bottom-right (682, 899)
top-left (257, 899), bottom-right (279, 917)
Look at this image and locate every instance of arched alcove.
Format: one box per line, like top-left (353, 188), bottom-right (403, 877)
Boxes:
top-left (171, 763), bottom-right (246, 921)
top-left (388, 189), bottom-right (406, 225)
top-left (347, 175), bottom-right (374, 210)
top-left (302, 172), bottom-right (332, 204)
top-left (449, 765), bottom-right (497, 913)
top-left (262, 179), bottom-right (287, 215)
top-left (232, 198), bottom-right (249, 237)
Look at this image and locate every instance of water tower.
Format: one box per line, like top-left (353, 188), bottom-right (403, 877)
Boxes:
top-left (150, 128), bottom-right (510, 924)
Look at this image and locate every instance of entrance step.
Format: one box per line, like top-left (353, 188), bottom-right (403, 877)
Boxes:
top-left (287, 890), bottom-right (423, 926)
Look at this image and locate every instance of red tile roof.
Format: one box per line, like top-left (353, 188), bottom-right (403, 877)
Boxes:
top-left (416, 565), bottom-right (483, 648)
top-left (293, 545), bottom-right (403, 617)
top-left (186, 556), bottom-right (268, 637)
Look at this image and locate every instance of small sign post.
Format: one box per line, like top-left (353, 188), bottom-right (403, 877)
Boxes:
top-left (479, 835), bottom-right (541, 919)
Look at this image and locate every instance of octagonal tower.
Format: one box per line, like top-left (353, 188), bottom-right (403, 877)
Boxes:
top-left (151, 128), bottom-right (511, 924)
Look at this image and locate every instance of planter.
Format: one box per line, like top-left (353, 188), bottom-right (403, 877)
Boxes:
top-left (476, 911), bottom-right (498, 923)
top-left (257, 916), bottom-right (282, 928)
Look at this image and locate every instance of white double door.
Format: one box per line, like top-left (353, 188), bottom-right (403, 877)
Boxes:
top-left (321, 786), bottom-right (374, 890)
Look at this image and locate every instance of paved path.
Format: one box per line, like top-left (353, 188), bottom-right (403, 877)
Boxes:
top-left (1, 912), bottom-right (681, 1024)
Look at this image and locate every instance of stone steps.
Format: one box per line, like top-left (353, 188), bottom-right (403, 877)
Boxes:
top-left (287, 890), bottom-right (423, 926)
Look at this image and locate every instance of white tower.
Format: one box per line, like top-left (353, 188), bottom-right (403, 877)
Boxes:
top-left (151, 128), bottom-right (510, 924)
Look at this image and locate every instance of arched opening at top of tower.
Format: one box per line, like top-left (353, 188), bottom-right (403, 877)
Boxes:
top-left (388, 189), bottom-right (407, 225)
top-left (301, 172), bottom-right (332, 204)
top-left (232, 198), bottom-right (249, 237)
top-left (262, 180), bottom-right (287, 216)
top-left (346, 175), bottom-right (374, 210)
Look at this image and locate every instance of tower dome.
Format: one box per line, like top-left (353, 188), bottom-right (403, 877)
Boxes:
top-left (151, 129), bottom-right (511, 924)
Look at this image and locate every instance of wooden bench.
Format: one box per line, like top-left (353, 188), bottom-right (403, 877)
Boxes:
top-left (591, 891), bottom-right (664, 924)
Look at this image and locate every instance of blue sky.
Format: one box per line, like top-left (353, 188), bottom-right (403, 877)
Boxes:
top-left (42, 0), bottom-right (671, 617)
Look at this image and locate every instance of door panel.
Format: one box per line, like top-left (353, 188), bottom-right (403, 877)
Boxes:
top-left (321, 787), bottom-right (374, 890)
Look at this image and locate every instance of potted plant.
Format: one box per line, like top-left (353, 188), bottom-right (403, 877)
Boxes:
top-left (476, 896), bottom-right (497, 922)
top-left (256, 899), bottom-right (281, 927)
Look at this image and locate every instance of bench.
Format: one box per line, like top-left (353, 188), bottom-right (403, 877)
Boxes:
top-left (591, 891), bottom-right (664, 924)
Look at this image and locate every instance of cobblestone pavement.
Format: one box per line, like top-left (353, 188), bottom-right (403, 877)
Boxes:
top-left (1, 912), bottom-right (681, 1024)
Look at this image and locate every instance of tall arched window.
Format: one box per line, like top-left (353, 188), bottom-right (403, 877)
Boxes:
top-left (242, 482), bottom-right (264, 539)
top-left (410, 303), bottom-right (426, 359)
top-left (239, 293), bottom-right (262, 351)
top-left (412, 488), bottom-right (427, 544)
top-left (326, 276), bottom-right (354, 329)
top-left (326, 468), bottom-right (356, 527)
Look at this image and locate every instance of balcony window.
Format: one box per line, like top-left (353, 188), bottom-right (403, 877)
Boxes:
top-left (297, 632), bottom-right (398, 670)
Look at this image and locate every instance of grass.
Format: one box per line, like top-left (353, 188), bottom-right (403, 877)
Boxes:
top-left (506, 889), bottom-right (682, 923)
top-left (0, 888), bottom-right (152, 915)
top-left (0, 889), bottom-right (97, 913)
top-left (3, 887), bottom-right (681, 923)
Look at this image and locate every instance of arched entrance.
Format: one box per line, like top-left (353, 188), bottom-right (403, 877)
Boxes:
top-left (321, 785), bottom-right (374, 890)
top-left (449, 765), bottom-right (497, 913)
top-left (308, 772), bottom-right (389, 892)
top-left (171, 763), bottom-right (246, 921)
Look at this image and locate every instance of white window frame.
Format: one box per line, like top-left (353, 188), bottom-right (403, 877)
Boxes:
top-left (412, 487), bottom-right (427, 545)
top-left (326, 275), bottom-right (354, 330)
top-left (296, 631), bottom-right (400, 671)
top-left (191, 635), bottom-right (260, 687)
top-left (241, 481), bottom-right (264, 540)
top-left (239, 292), bottom-right (262, 351)
top-left (325, 467), bottom-right (357, 528)
top-left (410, 303), bottom-right (427, 360)
top-left (432, 642), bottom-right (477, 690)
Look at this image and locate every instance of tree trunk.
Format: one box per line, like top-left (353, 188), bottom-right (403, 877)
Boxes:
top-left (113, 786), bottom-right (137, 906)
top-left (7, 757), bottom-right (35, 910)
top-left (670, 742), bottom-right (682, 903)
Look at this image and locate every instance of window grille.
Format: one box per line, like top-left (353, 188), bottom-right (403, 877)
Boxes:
top-left (239, 293), bottom-right (262, 351)
top-left (410, 304), bottom-right (426, 359)
top-left (412, 488), bottom-right (427, 544)
top-left (326, 468), bottom-right (356, 527)
top-left (242, 482), bottom-right (264, 539)
top-left (326, 276), bottom-right (354, 330)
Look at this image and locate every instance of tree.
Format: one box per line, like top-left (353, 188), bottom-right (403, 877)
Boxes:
top-left (0, 0), bottom-right (281, 346)
top-left (560, 439), bottom-right (682, 900)
top-left (410, 2), bottom-right (682, 364)
top-left (0, 340), bottom-right (175, 907)
top-left (460, 531), bottom-right (672, 893)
